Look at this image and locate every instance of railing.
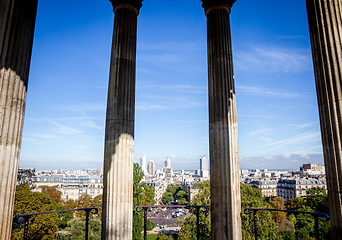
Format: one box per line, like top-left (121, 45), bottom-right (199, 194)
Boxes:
top-left (13, 207), bottom-right (98, 240)
top-left (136, 204), bottom-right (207, 240)
top-left (244, 207), bottom-right (330, 240)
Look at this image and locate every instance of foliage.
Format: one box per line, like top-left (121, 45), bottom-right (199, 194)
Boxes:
top-left (157, 234), bottom-right (175, 240)
top-left (133, 163), bottom-right (144, 240)
top-left (55, 218), bottom-right (101, 240)
top-left (146, 219), bottom-right (156, 231)
top-left (241, 184), bottom-right (282, 240)
top-left (41, 186), bottom-right (63, 205)
top-left (92, 194), bottom-right (103, 219)
top-left (52, 203), bottom-right (73, 229)
top-left (75, 193), bottom-right (93, 218)
top-left (142, 183), bottom-right (156, 205)
top-left (11, 183), bottom-right (59, 240)
top-left (305, 187), bottom-right (328, 214)
top-left (177, 198), bottom-right (187, 205)
top-left (280, 230), bottom-right (296, 240)
top-left (162, 192), bottom-right (173, 205)
top-left (295, 226), bottom-right (310, 240)
top-left (178, 181), bottom-right (210, 240)
top-left (285, 187), bottom-right (331, 239)
top-left (268, 196), bottom-right (286, 222)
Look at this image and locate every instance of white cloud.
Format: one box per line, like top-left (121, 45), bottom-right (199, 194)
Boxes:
top-left (46, 119), bottom-right (82, 135)
top-left (167, 154), bottom-right (179, 159)
top-left (264, 156), bottom-right (275, 160)
top-left (300, 154), bottom-right (310, 159)
top-left (237, 86), bottom-right (311, 99)
top-left (282, 153), bottom-right (291, 159)
top-left (235, 45), bottom-right (312, 73)
top-left (248, 128), bottom-right (272, 137)
top-left (264, 131), bottom-right (321, 148)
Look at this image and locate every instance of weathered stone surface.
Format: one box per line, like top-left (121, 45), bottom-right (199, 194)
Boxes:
top-left (0, 1), bottom-right (37, 239)
top-left (203, 2), bottom-right (242, 240)
top-left (306, 0), bottom-right (342, 238)
top-left (102, 1), bottom-right (141, 239)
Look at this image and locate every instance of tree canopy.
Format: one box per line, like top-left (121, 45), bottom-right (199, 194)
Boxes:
top-left (12, 183), bottom-right (59, 240)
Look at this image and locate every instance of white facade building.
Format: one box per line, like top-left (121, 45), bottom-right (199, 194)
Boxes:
top-left (140, 155), bottom-right (147, 175)
top-left (148, 160), bottom-right (156, 176)
top-left (200, 157), bottom-right (209, 178)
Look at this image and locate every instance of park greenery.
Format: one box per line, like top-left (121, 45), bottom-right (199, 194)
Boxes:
top-left (177, 181), bottom-right (331, 240)
top-left (161, 184), bottom-right (188, 205)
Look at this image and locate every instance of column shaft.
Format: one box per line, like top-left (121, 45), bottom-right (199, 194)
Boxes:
top-left (102, 2), bottom-right (141, 239)
top-left (0, 1), bottom-right (37, 239)
top-left (203, 1), bottom-right (242, 239)
top-left (306, 0), bottom-right (342, 237)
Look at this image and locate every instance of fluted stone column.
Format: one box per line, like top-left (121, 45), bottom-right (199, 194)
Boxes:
top-left (306, 0), bottom-right (342, 237)
top-left (201, 1), bottom-right (242, 239)
top-left (102, 1), bottom-right (142, 239)
top-left (0, 1), bottom-right (38, 239)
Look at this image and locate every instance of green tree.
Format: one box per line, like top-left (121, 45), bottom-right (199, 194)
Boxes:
top-left (162, 192), bottom-right (173, 204)
top-left (142, 183), bottom-right (155, 205)
top-left (146, 219), bottom-right (155, 231)
top-left (178, 181), bottom-right (211, 240)
top-left (280, 230), bottom-right (296, 240)
top-left (92, 194), bottom-right (103, 219)
top-left (269, 196), bottom-right (286, 223)
top-left (157, 234), bottom-right (174, 240)
top-left (133, 163), bottom-right (144, 240)
top-left (176, 190), bottom-right (187, 199)
top-left (240, 184), bottom-right (281, 240)
top-left (41, 186), bottom-right (63, 205)
top-left (52, 203), bottom-right (73, 229)
top-left (55, 218), bottom-right (101, 240)
top-left (305, 187), bottom-right (328, 214)
top-left (11, 183), bottom-right (59, 240)
top-left (76, 193), bottom-right (93, 218)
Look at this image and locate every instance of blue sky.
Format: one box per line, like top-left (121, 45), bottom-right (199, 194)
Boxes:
top-left (19, 0), bottom-right (324, 171)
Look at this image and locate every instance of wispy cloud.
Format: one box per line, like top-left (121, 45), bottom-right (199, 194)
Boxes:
top-left (238, 114), bottom-right (294, 120)
top-left (62, 103), bottom-right (106, 116)
top-left (234, 45), bottom-right (312, 73)
top-left (46, 119), bottom-right (83, 135)
top-left (136, 95), bottom-right (202, 111)
top-left (137, 41), bottom-right (206, 73)
top-left (264, 131), bottom-right (321, 148)
top-left (236, 86), bottom-right (312, 99)
top-left (287, 122), bottom-right (316, 129)
top-left (248, 128), bottom-right (272, 137)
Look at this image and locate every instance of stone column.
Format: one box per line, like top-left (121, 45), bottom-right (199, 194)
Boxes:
top-left (102, 1), bottom-right (142, 239)
top-left (306, 0), bottom-right (342, 237)
top-left (0, 1), bottom-right (38, 239)
top-left (201, 1), bottom-right (242, 239)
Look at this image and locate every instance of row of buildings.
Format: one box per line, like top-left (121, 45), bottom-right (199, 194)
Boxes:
top-left (20, 162), bottom-right (325, 203)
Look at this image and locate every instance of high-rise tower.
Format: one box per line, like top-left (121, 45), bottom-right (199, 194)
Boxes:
top-left (140, 155), bottom-right (147, 174)
top-left (200, 157), bottom-right (209, 178)
top-left (148, 160), bottom-right (155, 176)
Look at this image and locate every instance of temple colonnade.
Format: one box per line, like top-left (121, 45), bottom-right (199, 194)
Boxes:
top-left (0, 0), bottom-right (341, 239)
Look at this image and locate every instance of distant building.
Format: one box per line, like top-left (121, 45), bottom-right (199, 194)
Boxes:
top-left (250, 178), bottom-right (278, 197)
top-left (148, 160), bottom-right (156, 176)
top-left (164, 158), bottom-right (171, 168)
top-left (140, 155), bottom-right (147, 174)
top-left (200, 157), bottom-right (209, 177)
top-left (163, 158), bottom-right (172, 178)
top-left (300, 163), bottom-right (325, 175)
top-left (277, 177), bottom-right (326, 201)
top-left (33, 173), bottom-right (103, 200)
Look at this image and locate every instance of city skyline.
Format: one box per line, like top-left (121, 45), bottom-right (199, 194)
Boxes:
top-left (18, 0), bottom-right (324, 171)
